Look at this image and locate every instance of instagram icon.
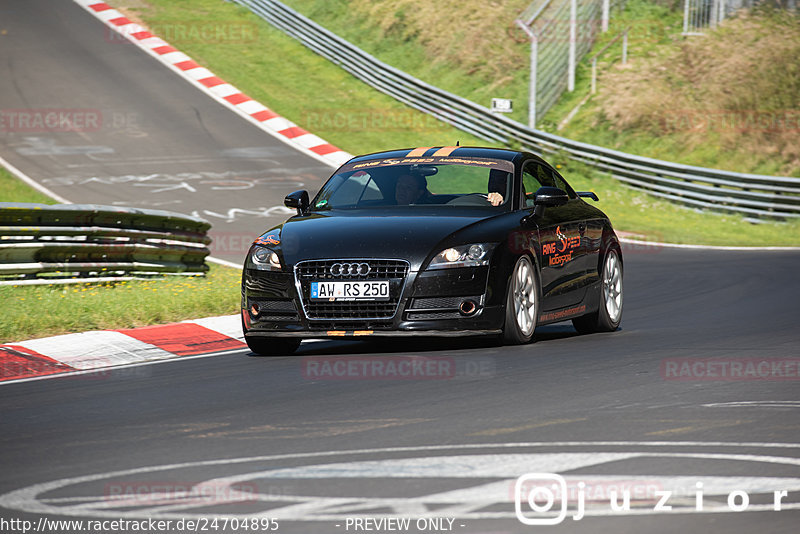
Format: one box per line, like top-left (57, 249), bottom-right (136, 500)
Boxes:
top-left (515, 473), bottom-right (571, 525)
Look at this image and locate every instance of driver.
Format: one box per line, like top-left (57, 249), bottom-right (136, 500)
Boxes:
top-left (395, 173), bottom-right (432, 205)
top-left (487, 169), bottom-right (509, 206)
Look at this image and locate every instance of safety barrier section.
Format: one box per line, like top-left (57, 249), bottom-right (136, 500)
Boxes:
top-left (0, 203), bottom-right (211, 285)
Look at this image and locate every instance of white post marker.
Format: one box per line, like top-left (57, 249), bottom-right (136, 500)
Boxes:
top-left (490, 98), bottom-right (513, 115)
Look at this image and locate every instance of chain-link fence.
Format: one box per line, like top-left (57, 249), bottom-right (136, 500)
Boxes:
top-left (683, 0), bottom-right (796, 35)
top-left (516, 0), bottom-right (626, 126)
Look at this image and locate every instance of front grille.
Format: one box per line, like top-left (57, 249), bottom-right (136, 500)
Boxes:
top-left (296, 260), bottom-right (408, 280)
top-left (306, 301), bottom-right (399, 319)
top-left (295, 259), bottom-right (409, 319)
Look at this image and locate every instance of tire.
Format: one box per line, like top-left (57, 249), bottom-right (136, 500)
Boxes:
top-left (502, 255), bottom-right (540, 345)
top-left (245, 336), bottom-right (300, 356)
top-left (572, 248), bottom-right (623, 334)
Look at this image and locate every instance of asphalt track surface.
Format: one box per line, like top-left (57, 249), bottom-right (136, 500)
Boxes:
top-left (0, 0), bottom-right (333, 264)
top-left (1, 1), bottom-right (799, 533)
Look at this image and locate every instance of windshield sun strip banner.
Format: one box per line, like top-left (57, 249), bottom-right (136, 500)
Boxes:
top-left (345, 157), bottom-right (514, 173)
top-left (432, 146), bottom-right (459, 157)
top-left (406, 147), bottom-right (433, 157)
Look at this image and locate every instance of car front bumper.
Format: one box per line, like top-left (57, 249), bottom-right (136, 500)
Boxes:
top-left (242, 264), bottom-right (504, 338)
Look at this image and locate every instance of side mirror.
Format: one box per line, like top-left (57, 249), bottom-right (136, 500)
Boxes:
top-left (524, 186), bottom-right (569, 221)
top-left (533, 186), bottom-right (569, 207)
top-left (284, 190), bottom-right (309, 215)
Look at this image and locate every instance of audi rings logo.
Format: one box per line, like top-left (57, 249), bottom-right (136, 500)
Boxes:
top-left (330, 263), bottom-right (371, 277)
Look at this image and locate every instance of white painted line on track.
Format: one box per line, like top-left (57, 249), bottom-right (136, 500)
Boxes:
top-left (702, 401), bottom-right (800, 408)
top-left (205, 256), bottom-right (244, 269)
top-left (620, 237), bottom-right (800, 251)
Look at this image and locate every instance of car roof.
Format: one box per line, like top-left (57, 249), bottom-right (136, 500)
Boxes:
top-left (346, 146), bottom-right (542, 165)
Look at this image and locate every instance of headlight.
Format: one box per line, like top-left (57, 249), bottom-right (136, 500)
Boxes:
top-left (249, 246), bottom-right (282, 271)
top-left (427, 243), bottom-right (495, 270)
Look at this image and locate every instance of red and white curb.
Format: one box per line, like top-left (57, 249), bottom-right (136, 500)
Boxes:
top-left (0, 315), bottom-right (245, 383)
top-left (73, 0), bottom-right (351, 169)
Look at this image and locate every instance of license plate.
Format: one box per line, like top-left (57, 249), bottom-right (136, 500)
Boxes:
top-left (310, 281), bottom-right (389, 301)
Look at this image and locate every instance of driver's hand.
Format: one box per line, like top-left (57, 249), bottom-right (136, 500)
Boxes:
top-left (488, 192), bottom-right (503, 206)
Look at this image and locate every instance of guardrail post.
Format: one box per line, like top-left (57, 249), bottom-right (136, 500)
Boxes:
top-left (591, 58), bottom-right (597, 94)
top-left (602, 0), bottom-right (610, 32)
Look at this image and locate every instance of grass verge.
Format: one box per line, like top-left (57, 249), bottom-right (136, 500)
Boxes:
top-left (0, 265), bottom-right (241, 343)
top-left (0, 166), bottom-right (58, 205)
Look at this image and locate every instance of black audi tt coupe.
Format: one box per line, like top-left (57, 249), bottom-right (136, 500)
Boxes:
top-left (241, 146), bottom-right (623, 355)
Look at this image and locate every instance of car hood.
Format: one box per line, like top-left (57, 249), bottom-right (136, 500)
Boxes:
top-left (275, 209), bottom-right (493, 269)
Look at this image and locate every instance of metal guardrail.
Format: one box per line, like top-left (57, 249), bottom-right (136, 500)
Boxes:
top-left (0, 203), bottom-right (211, 285)
top-left (234, 0), bottom-right (800, 219)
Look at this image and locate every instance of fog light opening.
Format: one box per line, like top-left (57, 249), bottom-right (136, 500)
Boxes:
top-left (250, 303), bottom-right (260, 316)
top-left (459, 300), bottom-right (477, 316)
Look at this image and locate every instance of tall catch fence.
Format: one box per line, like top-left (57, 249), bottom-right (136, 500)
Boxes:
top-left (516, 0), bottom-right (614, 123)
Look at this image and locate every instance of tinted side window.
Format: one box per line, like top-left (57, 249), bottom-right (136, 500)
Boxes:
top-left (522, 162), bottom-right (554, 207)
top-left (550, 168), bottom-right (577, 199)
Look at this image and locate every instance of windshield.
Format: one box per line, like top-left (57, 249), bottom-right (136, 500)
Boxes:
top-left (310, 157), bottom-right (515, 212)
